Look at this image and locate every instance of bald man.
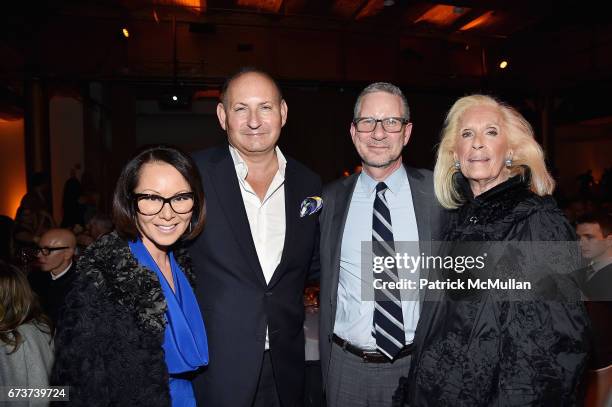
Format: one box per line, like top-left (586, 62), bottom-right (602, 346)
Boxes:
top-left (190, 68), bottom-right (321, 407)
top-left (28, 228), bottom-right (77, 324)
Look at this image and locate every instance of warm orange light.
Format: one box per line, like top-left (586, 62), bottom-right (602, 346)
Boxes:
top-left (499, 60), bottom-right (508, 69)
top-left (459, 11), bottom-right (494, 31)
top-left (122, 28), bottom-right (129, 38)
top-left (152, 0), bottom-right (207, 13)
top-left (0, 119), bottom-right (26, 219)
top-left (414, 5), bottom-right (469, 26)
top-left (355, 0), bottom-right (384, 20)
top-left (193, 89), bottom-right (221, 99)
top-left (236, 0), bottom-right (283, 12)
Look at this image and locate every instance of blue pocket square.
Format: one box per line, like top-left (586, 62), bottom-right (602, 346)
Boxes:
top-left (300, 196), bottom-right (323, 218)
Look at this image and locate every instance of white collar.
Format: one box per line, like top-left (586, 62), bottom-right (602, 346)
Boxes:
top-left (51, 262), bottom-right (72, 281)
top-left (228, 144), bottom-right (287, 181)
top-left (591, 256), bottom-right (612, 273)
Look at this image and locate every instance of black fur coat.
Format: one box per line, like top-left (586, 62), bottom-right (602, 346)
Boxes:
top-left (51, 232), bottom-right (195, 406)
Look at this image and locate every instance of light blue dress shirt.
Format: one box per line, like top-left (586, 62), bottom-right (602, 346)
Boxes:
top-left (334, 165), bottom-right (420, 349)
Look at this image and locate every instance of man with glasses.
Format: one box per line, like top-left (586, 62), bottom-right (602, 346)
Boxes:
top-left (28, 228), bottom-right (77, 324)
top-left (318, 82), bottom-right (445, 406)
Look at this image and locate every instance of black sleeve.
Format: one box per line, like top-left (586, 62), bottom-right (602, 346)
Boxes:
top-left (496, 206), bottom-right (590, 405)
top-left (50, 271), bottom-right (115, 406)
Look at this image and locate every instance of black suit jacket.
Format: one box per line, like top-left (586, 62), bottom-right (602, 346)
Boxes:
top-left (581, 262), bottom-right (612, 369)
top-left (189, 146), bottom-right (321, 407)
top-left (29, 263), bottom-right (77, 325)
top-left (318, 166), bottom-right (446, 389)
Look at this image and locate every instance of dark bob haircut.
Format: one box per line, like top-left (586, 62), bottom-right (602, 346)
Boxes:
top-left (112, 145), bottom-right (205, 242)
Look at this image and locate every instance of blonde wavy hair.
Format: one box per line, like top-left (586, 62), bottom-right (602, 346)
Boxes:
top-left (433, 94), bottom-right (555, 209)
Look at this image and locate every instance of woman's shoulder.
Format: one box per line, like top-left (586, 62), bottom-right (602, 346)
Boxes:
top-left (16, 321), bottom-right (52, 337)
top-left (512, 193), bottom-right (576, 241)
top-left (77, 232), bottom-right (136, 281)
top-left (19, 322), bottom-right (53, 348)
top-left (0, 322), bottom-right (54, 388)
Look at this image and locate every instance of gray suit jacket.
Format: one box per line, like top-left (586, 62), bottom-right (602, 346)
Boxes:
top-left (318, 165), bottom-right (446, 388)
top-left (0, 322), bottom-right (53, 406)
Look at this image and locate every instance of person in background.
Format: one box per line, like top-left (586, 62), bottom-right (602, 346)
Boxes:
top-left (0, 259), bottom-right (54, 391)
top-left (14, 172), bottom-right (54, 244)
top-left (400, 94), bottom-right (589, 406)
top-left (28, 228), bottom-right (77, 325)
top-left (52, 145), bottom-right (208, 406)
top-left (576, 210), bottom-right (612, 369)
top-left (0, 215), bottom-right (14, 262)
top-left (75, 212), bottom-right (113, 249)
top-left (61, 164), bottom-right (84, 228)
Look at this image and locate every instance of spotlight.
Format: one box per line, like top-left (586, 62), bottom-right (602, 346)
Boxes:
top-left (499, 60), bottom-right (508, 69)
top-left (122, 28), bottom-right (129, 38)
top-left (158, 91), bottom-right (192, 110)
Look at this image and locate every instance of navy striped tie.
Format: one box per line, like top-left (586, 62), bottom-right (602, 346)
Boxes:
top-left (372, 182), bottom-right (405, 360)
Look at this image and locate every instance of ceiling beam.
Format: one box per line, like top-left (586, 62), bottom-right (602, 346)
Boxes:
top-left (422, 0), bottom-right (551, 12)
top-left (448, 8), bottom-right (485, 32)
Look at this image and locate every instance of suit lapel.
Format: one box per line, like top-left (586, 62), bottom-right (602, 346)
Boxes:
top-left (329, 174), bottom-right (359, 320)
top-left (406, 166), bottom-right (431, 243)
top-left (207, 149), bottom-right (267, 287)
top-left (405, 166), bottom-right (432, 305)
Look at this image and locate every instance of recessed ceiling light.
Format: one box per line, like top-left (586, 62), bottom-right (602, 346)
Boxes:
top-left (383, 0), bottom-right (395, 6)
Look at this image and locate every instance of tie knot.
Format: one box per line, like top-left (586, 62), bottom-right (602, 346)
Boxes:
top-left (376, 182), bottom-right (388, 193)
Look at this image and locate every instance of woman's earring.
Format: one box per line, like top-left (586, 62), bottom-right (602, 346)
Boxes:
top-left (188, 221), bottom-right (192, 233)
top-left (454, 161), bottom-right (461, 170)
top-left (505, 158), bottom-right (512, 167)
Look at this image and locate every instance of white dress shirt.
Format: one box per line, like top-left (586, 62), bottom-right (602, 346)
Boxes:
top-left (229, 144), bottom-right (286, 349)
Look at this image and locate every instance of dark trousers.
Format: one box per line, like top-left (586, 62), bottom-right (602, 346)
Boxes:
top-left (252, 351), bottom-right (282, 407)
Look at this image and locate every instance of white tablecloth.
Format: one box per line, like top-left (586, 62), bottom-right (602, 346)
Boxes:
top-left (304, 307), bottom-right (319, 361)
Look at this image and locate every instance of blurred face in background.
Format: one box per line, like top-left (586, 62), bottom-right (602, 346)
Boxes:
top-left (37, 229), bottom-right (76, 276)
top-left (577, 222), bottom-right (612, 262)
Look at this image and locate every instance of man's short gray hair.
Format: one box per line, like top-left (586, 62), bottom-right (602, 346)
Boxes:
top-left (353, 82), bottom-right (410, 121)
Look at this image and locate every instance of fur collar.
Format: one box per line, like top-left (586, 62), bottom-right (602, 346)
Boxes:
top-left (77, 231), bottom-right (195, 335)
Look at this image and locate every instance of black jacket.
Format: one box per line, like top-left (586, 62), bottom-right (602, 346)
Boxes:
top-left (51, 232), bottom-right (195, 406)
top-left (400, 174), bottom-right (590, 406)
top-left (28, 263), bottom-right (77, 325)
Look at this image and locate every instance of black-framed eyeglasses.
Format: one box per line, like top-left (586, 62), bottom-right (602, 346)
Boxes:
top-left (353, 117), bottom-right (409, 133)
top-left (133, 192), bottom-right (195, 216)
top-left (34, 246), bottom-right (69, 256)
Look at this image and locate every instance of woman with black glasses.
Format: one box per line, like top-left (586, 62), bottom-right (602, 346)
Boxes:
top-left (52, 145), bottom-right (208, 407)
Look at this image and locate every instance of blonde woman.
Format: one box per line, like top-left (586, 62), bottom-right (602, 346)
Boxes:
top-left (396, 95), bottom-right (589, 406)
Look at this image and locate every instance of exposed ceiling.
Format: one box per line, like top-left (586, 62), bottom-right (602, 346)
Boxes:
top-left (2, 0), bottom-right (612, 118)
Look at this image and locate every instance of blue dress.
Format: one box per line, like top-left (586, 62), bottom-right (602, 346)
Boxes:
top-left (129, 239), bottom-right (209, 407)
